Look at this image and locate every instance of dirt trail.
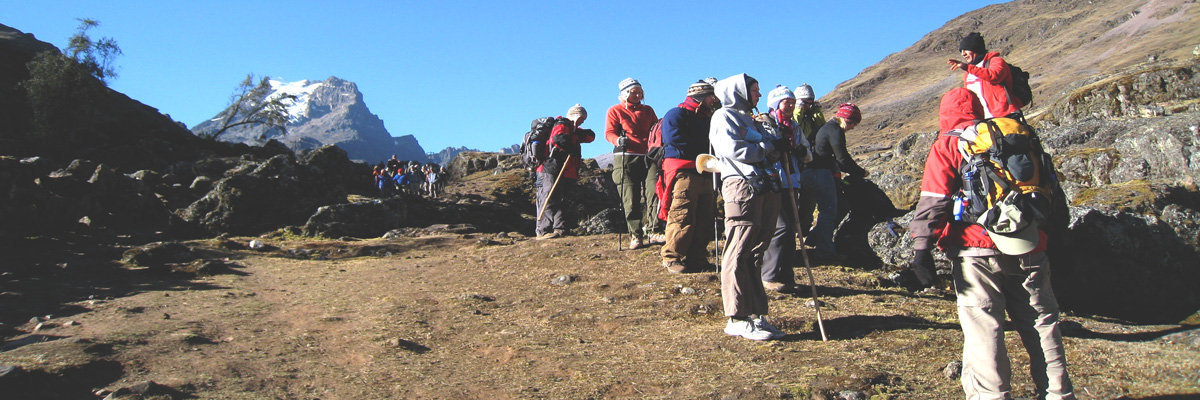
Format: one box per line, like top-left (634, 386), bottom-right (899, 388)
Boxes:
top-left (2, 233), bottom-right (1198, 399)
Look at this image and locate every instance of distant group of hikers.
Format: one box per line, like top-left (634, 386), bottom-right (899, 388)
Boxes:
top-left (524, 32), bottom-right (1075, 400)
top-left (372, 156), bottom-right (443, 198)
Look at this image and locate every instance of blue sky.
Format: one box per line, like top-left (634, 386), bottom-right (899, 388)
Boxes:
top-left (6, 0), bottom-right (1002, 159)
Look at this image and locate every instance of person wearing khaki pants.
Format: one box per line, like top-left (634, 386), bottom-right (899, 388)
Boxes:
top-left (658, 80), bottom-right (719, 273)
top-left (954, 251), bottom-right (1074, 400)
top-left (909, 88), bottom-right (1074, 399)
top-left (709, 73), bottom-right (789, 341)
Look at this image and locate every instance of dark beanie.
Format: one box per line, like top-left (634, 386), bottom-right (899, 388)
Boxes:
top-left (960, 32), bottom-right (986, 54)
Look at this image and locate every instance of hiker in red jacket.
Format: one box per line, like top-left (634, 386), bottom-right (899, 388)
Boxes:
top-left (535, 104), bottom-right (595, 240)
top-left (909, 88), bottom-right (1074, 400)
top-left (948, 32), bottom-right (1022, 119)
top-left (605, 78), bottom-right (662, 249)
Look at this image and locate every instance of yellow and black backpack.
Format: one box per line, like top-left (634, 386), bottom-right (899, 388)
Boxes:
top-left (952, 117), bottom-right (1059, 222)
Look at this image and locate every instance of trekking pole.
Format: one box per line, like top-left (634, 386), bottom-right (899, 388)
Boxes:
top-left (709, 145), bottom-right (722, 271)
top-left (615, 125), bottom-right (629, 251)
top-left (536, 153), bottom-right (575, 227)
top-left (782, 152), bottom-right (829, 342)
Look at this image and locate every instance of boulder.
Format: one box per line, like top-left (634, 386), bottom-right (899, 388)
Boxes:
top-left (120, 242), bottom-right (198, 268)
top-left (302, 198), bottom-right (407, 238)
top-left (179, 153), bottom-right (351, 236)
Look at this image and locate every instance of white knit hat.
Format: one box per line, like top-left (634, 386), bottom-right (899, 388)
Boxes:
top-left (618, 77), bottom-right (641, 93)
top-left (767, 85), bottom-right (795, 111)
top-left (566, 104), bottom-right (587, 121)
top-left (794, 83), bottom-right (815, 101)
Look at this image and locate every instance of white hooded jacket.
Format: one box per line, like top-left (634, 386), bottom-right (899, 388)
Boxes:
top-left (708, 74), bottom-right (778, 181)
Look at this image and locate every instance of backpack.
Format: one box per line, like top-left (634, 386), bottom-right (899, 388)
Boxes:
top-left (953, 117), bottom-right (1058, 223)
top-left (519, 117), bottom-right (563, 169)
top-left (645, 119), bottom-right (664, 163)
top-left (1008, 65), bottom-right (1033, 108)
top-left (984, 58), bottom-right (1033, 108)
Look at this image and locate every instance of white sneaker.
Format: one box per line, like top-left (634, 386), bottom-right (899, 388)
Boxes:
top-left (752, 316), bottom-right (786, 339)
top-left (724, 318), bottom-right (774, 341)
top-left (629, 236), bottom-right (644, 250)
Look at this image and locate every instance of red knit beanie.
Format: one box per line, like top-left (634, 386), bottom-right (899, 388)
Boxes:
top-left (836, 103), bottom-right (861, 124)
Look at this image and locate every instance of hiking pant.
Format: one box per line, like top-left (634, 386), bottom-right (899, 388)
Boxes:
top-left (762, 190), bottom-right (799, 285)
top-left (661, 170), bottom-right (715, 267)
top-left (535, 172), bottom-right (574, 236)
top-left (720, 179), bottom-right (779, 318)
top-left (800, 168), bottom-right (838, 257)
top-left (612, 154), bottom-right (661, 238)
top-left (954, 251), bottom-right (1075, 400)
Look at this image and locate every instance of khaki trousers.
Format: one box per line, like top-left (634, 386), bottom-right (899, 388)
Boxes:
top-left (661, 170), bottom-right (715, 266)
top-left (954, 251), bottom-right (1075, 400)
top-left (720, 179), bottom-right (779, 318)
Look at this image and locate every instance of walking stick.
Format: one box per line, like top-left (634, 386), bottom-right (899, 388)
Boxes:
top-left (537, 154), bottom-right (575, 228)
top-left (782, 152), bottom-right (829, 342)
top-left (615, 128), bottom-right (629, 251)
top-left (696, 153), bottom-right (723, 273)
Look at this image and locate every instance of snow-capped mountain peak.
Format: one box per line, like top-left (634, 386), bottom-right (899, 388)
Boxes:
top-left (267, 79), bottom-right (322, 123)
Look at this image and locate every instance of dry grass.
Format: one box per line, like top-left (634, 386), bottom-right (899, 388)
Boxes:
top-left (2, 233), bottom-right (1197, 399)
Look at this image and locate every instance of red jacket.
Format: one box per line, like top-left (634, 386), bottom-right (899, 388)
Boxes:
top-left (537, 118), bottom-right (595, 179)
top-left (963, 52), bottom-right (1021, 118)
top-left (910, 88), bottom-right (1046, 252)
top-left (604, 102), bottom-right (657, 154)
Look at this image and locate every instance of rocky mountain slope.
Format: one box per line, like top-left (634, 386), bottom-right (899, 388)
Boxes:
top-left (0, 24), bottom-right (210, 171)
top-left (191, 77), bottom-right (430, 164)
top-left (821, 0), bottom-right (1200, 148)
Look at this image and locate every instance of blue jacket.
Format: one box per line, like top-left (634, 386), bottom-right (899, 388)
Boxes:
top-left (660, 97), bottom-right (711, 161)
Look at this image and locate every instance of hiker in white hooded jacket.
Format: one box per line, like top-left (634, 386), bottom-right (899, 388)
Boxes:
top-left (709, 73), bottom-right (791, 341)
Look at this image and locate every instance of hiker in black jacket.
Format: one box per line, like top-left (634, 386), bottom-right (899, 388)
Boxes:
top-left (805, 103), bottom-right (865, 262)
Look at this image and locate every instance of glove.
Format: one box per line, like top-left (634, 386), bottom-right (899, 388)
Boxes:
top-left (617, 136), bottom-right (629, 147)
top-left (909, 249), bottom-right (936, 288)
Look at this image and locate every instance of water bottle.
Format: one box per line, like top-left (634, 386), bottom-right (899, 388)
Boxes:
top-left (953, 194), bottom-right (965, 221)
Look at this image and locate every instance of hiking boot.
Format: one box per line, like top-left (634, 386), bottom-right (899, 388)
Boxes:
top-left (663, 260), bottom-right (686, 274)
top-left (629, 235), bottom-right (645, 250)
top-left (536, 231), bottom-right (561, 240)
top-left (724, 318), bottom-right (774, 341)
top-left (762, 280), bottom-right (789, 292)
top-left (554, 229), bottom-right (567, 237)
top-left (646, 232), bottom-right (666, 245)
top-left (752, 316), bottom-right (786, 339)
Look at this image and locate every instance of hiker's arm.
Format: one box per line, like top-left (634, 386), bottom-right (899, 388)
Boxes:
top-left (710, 111), bottom-right (769, 164)
top-left (576, 128), bottom-right (595, 144)
top-left (965, 55), bottom-right (1010, 83)
top-left (604, 107), bottom-right (623, 146)
top-left (830, 129), bottom-right (865, 177)
top-left (550, 124), bottom-right (579, 154)
top-left (909, 136), bottom-right (962, 251)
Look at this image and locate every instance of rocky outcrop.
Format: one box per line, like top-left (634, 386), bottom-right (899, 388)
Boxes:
top-left (445, 151), bottom-right (523, 179)
top-left (1043, 60), bottom-right (1200, 125)
top-left (302, 198), bottom-right (407, 238)
top-left (426, 146), bottom-right (477, 165)
top-left (178, 146), bottom-right (367, 236)
top-left (0, 156), bottom-right (182, 239)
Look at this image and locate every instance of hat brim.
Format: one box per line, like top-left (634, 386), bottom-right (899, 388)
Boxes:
top-left (987, 221), bottom-right (1040, 255)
